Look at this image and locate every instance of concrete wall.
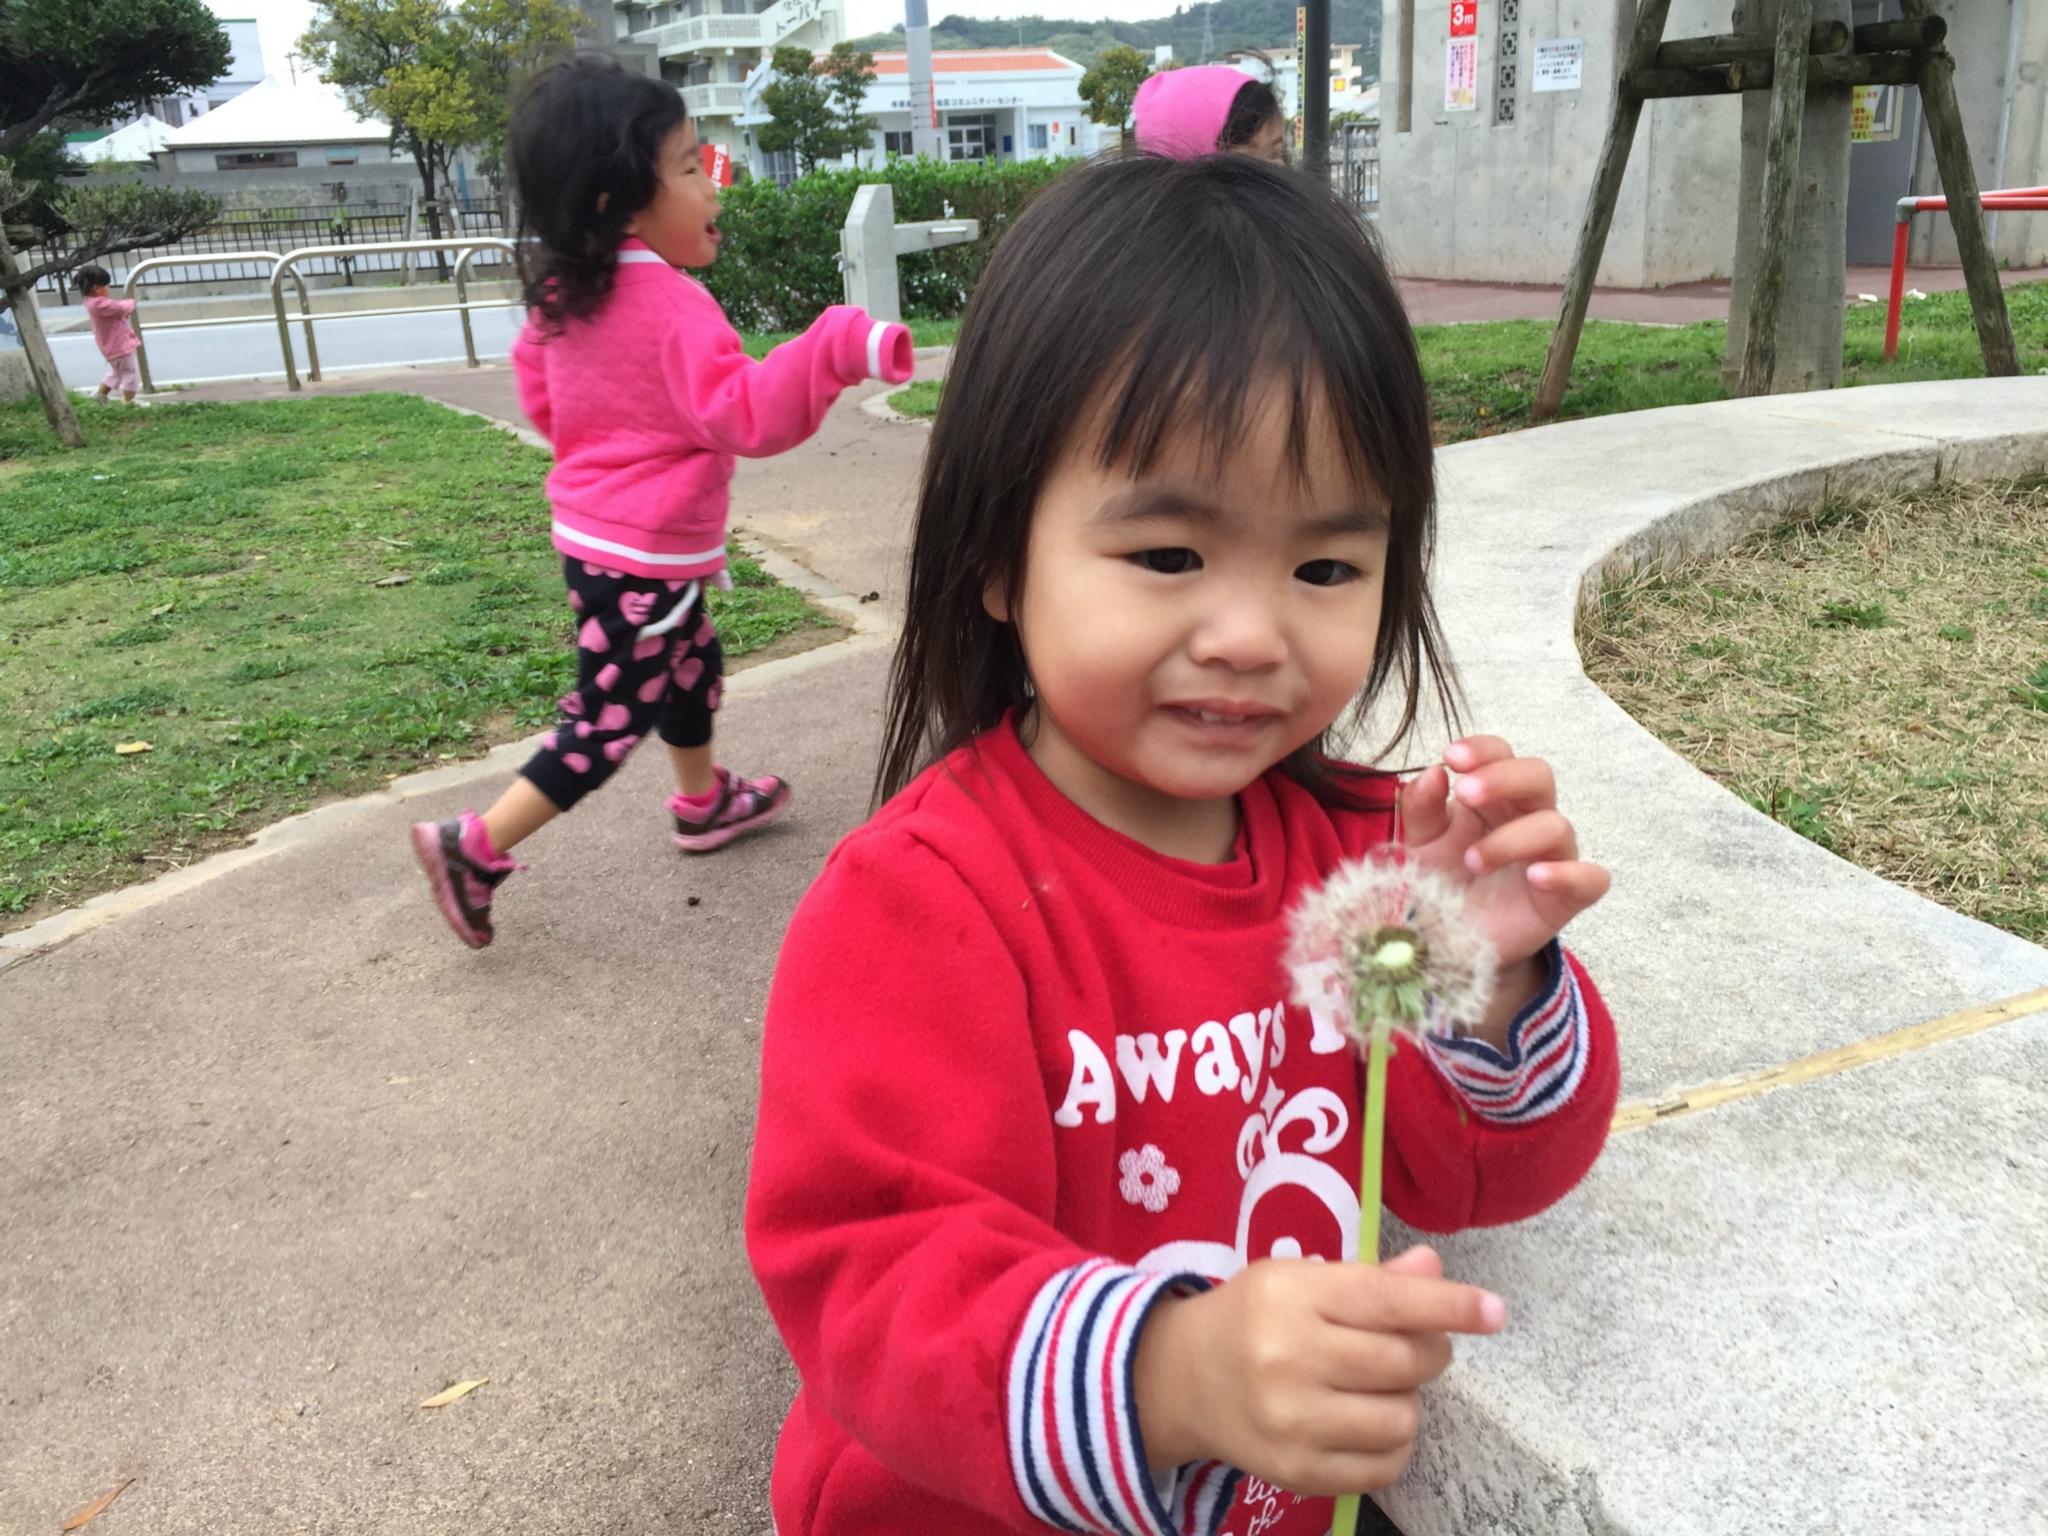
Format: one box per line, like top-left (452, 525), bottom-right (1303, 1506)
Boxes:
top-left (1379, 0), bottom-right (2048, 285)
top-left (1378, 0), bottom-right (1743, 287)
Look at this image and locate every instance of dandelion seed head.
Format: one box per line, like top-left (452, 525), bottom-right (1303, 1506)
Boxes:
top-left (1286, 847), bottom-right (1497, 1041)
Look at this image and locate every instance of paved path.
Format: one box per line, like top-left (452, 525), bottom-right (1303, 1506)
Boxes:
top-left (0, 376), bottom-right (933, 1533)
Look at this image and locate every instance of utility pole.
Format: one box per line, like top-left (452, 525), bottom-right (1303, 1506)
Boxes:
top-left (1301, 0), bottom-right (1330, 173)
top-left (905, 0), bottom-right (941, 159)
top-left (1201, 2), bottom-right (1215, 61)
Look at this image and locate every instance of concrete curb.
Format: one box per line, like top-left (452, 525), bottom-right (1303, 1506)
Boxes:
top-left (1377, 377), bottom-right (2048, 1536)
top-left (860, 387), bottom-right (930, 425)
top-left (0, 394), bottom-right (895, 976)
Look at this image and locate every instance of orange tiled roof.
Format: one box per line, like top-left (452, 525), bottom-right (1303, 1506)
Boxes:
top-left (867, 48), bottom-right (1079, 75)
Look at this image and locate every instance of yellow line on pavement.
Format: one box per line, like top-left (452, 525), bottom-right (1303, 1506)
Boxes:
top-left (1612, 987), bottom-right (2048, 1134)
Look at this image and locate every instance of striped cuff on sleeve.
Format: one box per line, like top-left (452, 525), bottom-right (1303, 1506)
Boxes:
top-left (1421, 941), bottom-right (1589, 1125)
top-left (1006, 1260), bottom-right (1240, 1536)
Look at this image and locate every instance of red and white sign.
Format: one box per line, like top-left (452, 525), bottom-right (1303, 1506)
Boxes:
top-left (1449, 0), bottom-right (1476, 37)
top-left (700, 142), bottom-right (732, 187)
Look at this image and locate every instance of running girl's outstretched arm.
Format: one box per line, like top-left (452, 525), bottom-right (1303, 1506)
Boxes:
top-left (666, 295), bottom-right (912, 458)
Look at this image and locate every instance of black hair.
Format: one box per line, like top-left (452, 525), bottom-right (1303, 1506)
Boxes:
top-left (76, 265), bottom-right (113, 291)
top-left (510, 51), bottom-right (688, 326)
top-left (878, 153), bottom-right (1455, 806)
top-left (1216, 79), bottom-right (1283, 152)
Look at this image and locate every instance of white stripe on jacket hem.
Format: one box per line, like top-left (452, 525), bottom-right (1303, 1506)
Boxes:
top-left (1007, 1260), bottom-right (1238, 1536)
top-left (552, 520), bottom-right (727, 569)
top-left (1421, 940), bottom-right (1589, 1125)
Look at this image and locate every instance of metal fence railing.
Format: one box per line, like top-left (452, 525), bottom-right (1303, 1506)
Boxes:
top-left (1333, 122), bottom-right (1380, 210)
top-left (27, 199), bottom-right (510, 299)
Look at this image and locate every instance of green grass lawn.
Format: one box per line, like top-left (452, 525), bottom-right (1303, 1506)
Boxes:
top-left (1423, 280), bottom-right (2048, 441)
top-left (888, 283), bottom-right (2048, 438)
top-left (741, 316), bottom-right (959, 359)
top-left (0, 393), bottom-right (828, 928)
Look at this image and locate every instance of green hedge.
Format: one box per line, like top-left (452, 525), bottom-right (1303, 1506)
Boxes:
top-left (703, 156), bottom-right (1070, 333)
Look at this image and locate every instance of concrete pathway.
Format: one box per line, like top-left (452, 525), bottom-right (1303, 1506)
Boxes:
top-left (0, 378), bottom-right (932, 1533)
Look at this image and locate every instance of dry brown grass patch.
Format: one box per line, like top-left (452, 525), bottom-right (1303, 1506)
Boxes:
top-left (1580, 476), bottom-right (2048, 943)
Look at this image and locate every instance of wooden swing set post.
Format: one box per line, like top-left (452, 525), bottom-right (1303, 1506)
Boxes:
top-left (1530, 0), bottom-right (2017, 425)
top-left (1530, 0), bottom-right (1673, 424)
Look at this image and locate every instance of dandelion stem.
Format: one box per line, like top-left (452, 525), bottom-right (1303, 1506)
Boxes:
top-left (1333, 1017), bottom-right (1394, 1536)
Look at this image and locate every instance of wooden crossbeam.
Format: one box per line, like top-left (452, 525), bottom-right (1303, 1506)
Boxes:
top-left (1631, 50), bottom-right (1919, 99)
top-left (1654, 20), bottom-right (1844, 70)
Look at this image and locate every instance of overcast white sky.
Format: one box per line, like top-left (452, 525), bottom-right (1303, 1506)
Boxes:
top-left (843, 0), bottom-right (1172, 42)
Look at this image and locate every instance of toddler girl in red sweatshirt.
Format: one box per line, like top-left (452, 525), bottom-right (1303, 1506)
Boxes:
top-left (412, 54), bottom-right (913, 948)
top-left (746, 155), bottom-right (1621, 1535)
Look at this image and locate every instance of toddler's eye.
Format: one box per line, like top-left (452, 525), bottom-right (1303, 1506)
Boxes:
top-left (1295, 559), bottom-right (1359, 587)
top-left (1129, 548), bottom-right (1202, 575)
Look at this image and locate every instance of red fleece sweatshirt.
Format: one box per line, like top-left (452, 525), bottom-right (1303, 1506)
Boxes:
top-left (745, 720), bottom-right (1619, 1536)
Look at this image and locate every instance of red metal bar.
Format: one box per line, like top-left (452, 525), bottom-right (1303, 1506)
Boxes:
top-left (1886, 219), bottom-right (1912, 359)
top-left (1885, 188), bottom-right (2048, 361)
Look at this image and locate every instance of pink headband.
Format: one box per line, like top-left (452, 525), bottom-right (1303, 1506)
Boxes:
top-left (1133, 65), bottom-right (1256, 159)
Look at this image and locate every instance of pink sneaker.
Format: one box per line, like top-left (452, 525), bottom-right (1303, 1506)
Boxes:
top-left (411, 811), bottom-right (516, 948)
top-left (670, 768), bottom-right (791, 854)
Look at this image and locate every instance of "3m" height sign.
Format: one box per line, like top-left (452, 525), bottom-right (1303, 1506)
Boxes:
top-left (1449, 0), bottom-right (1476, 35)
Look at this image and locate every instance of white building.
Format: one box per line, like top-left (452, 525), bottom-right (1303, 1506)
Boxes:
top-left (155, 75), bottom-right (401, 177)
top-left (736, 46), bottom-right (1108, 180)
top-left (611, 0), bottom-right (844, 163)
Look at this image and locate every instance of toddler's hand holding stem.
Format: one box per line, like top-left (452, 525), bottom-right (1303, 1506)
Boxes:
top-left (1398, 736), bottom-right (1610, 1043)
top-left (1132, 1246), bottom-right (1505, 1493)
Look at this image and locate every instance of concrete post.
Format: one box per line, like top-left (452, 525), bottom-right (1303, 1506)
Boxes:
top-left (841, 183), bottom-right (901, 322)
top-left (905, 0), bottom-right (942, 160)
top-left (1725, 0), bottom-right (1854, 393)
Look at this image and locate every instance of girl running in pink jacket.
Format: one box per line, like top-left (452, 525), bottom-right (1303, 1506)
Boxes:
top-left (413, 53), bottom-right (914, 948)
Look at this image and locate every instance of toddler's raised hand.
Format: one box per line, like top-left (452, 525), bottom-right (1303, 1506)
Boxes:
top-left (1398, 736), bottom-right (1609, 1014)
top-left (1132, 1246), bottom-right (1504, 1495)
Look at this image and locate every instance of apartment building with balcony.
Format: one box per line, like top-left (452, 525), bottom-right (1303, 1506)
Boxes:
top-left (613, 0), bottom-right (844, 162)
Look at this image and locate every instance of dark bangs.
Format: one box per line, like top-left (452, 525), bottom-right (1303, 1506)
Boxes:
top-left (878, 153), bottom-right (1456, 804)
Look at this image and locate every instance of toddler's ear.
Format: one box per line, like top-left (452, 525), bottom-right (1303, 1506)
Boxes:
top-left (981, 571), bottom-right (1011, 623)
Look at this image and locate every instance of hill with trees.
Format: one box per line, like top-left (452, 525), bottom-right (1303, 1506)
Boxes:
top-left (845, 0), bottom-right (1381, 72)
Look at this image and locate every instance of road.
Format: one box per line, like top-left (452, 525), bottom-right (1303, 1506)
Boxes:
top-left (46, 302), bottom-right (525, 390)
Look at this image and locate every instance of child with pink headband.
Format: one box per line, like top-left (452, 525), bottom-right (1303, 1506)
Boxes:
top-left (1133, 64), bottom-right (1288, 163)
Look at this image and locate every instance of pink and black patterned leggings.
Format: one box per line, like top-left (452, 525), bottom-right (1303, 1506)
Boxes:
top-left (520, 557), bottom-right (723, 813)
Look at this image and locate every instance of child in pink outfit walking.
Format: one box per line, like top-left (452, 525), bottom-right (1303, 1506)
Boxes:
top-left (411, 53), bottom-right (914, 948)
top-left (78, 266), bottom-right (144, 405)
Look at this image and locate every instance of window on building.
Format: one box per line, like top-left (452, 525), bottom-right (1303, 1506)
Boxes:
top-left (325, 146), bottom-right (358, 164)
top-left (1026, 122), bottom-right (1048, 151)
top-left (946, 112), bottom-right (997, 162)
top-left (216, 150), bottom-right (297, 170)
top-left (725, 57), bottom-right (748, 81)
top-left (654, 4), bottom-right (673, 22)
top-left (883, 130), bottom-right (912, 156)
top-left (720, 0), bottom-right (747, 12)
